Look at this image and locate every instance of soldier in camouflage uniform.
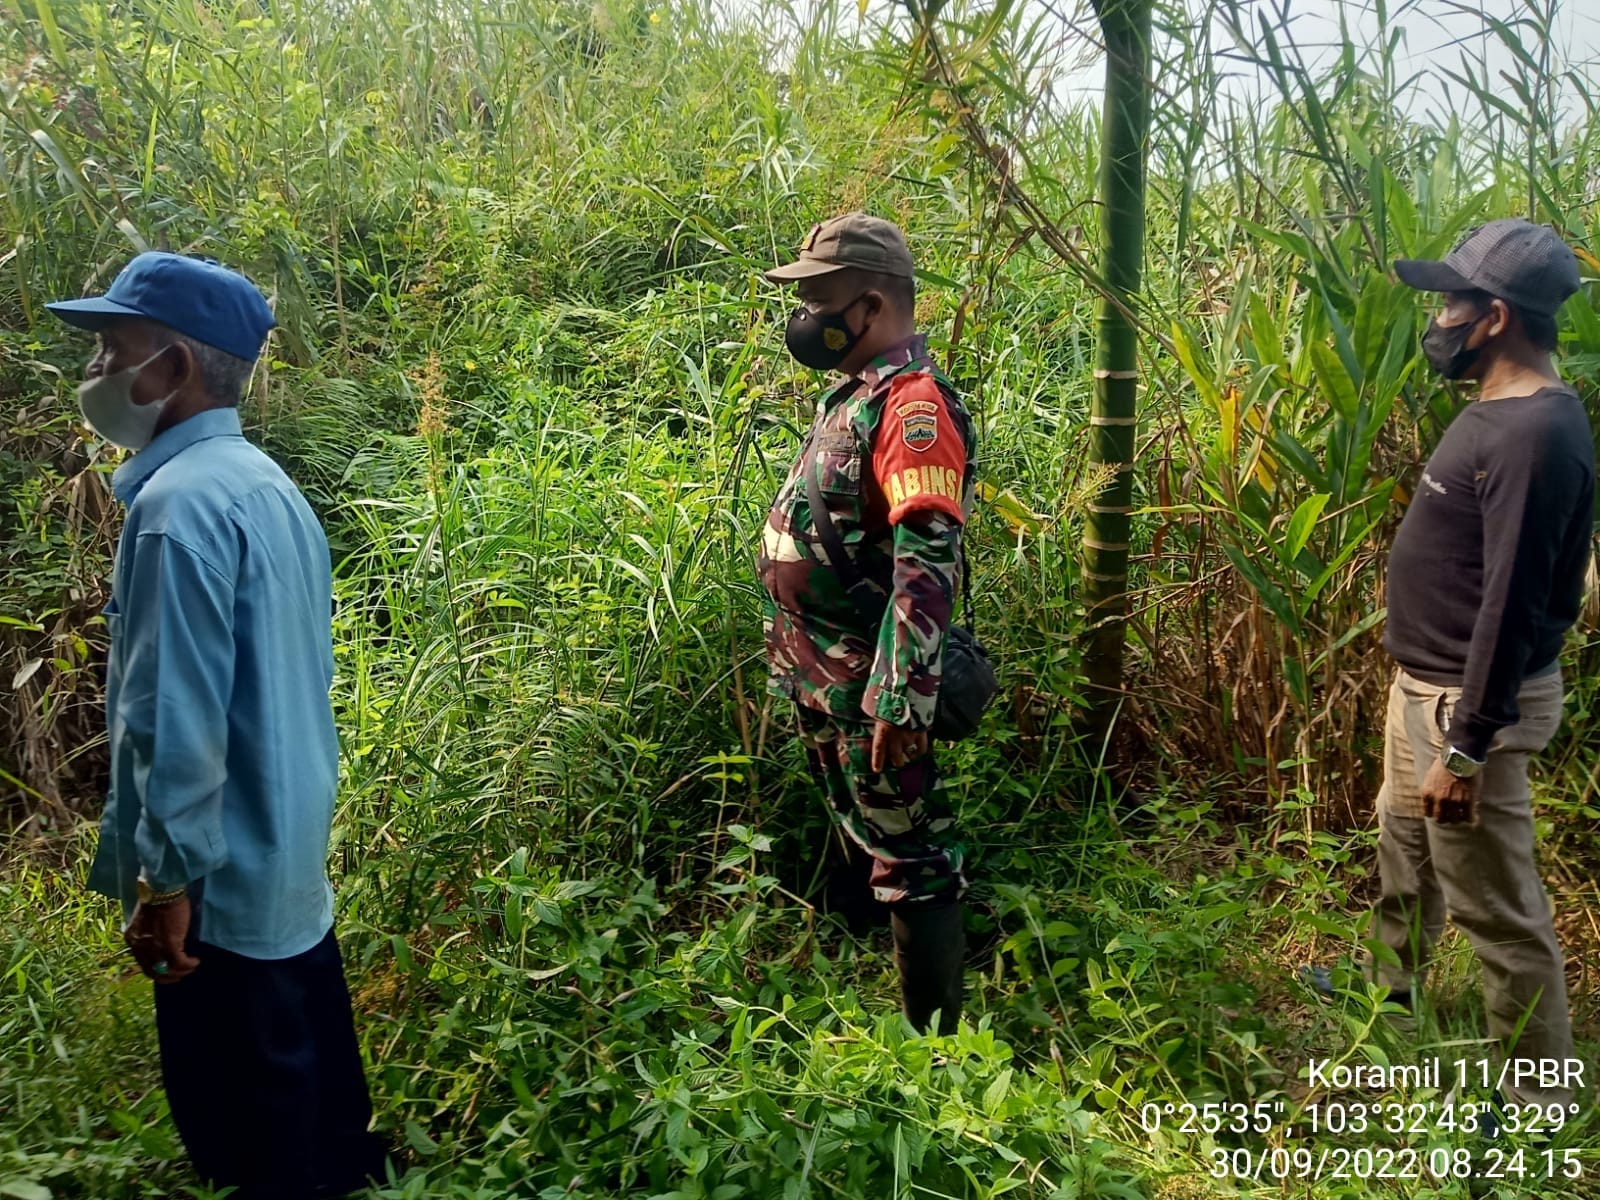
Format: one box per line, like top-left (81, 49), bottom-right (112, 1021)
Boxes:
top-left (760, 213), bottom-right (977, 1034)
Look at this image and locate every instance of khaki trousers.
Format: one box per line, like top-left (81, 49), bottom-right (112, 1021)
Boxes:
top-left (1372, 668), bottom-right (1573, 1106)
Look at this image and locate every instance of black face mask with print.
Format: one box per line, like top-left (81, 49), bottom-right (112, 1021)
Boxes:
top-left (784, 295), bottom-right (867, 371)
top-left (1421, 312), bottom-right (1488, 380)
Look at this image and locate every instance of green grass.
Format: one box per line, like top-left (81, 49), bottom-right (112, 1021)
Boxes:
top-left (11, 779), bottom-right (1597, 1197)
top-left (4, 0), bottom-right (1600, 1196)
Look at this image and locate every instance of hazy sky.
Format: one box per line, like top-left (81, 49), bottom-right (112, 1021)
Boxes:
top-left (745, 0), bottom-right (1600, 142)
top-left (1051, 0), bottom-right (1600, 127)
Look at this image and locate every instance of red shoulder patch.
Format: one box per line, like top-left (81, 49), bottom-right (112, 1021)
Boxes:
top-left (871, 371), bottom-right (968, 525)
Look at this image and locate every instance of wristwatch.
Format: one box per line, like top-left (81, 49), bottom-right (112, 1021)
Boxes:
top-left (136, 875), bottom-right (189, 907)
top-left (1441, 745), bottom-right (1485, 779)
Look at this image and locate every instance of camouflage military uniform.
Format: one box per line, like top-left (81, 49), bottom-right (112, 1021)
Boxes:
top-left (759, 333), bottom-right (977, 905)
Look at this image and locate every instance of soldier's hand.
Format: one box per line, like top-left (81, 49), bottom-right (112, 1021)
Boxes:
top-left (871, 720), bottom-right (929, 773)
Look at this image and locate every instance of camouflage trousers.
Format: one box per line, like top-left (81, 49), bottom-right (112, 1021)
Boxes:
top-left (795, 705), bottom-right (967, 906)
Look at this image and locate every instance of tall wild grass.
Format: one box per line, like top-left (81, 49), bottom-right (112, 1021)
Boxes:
top-left (3, 0), bottom-right (1598, 1196)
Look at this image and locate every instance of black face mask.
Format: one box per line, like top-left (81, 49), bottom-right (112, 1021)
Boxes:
top-left (1421, 312), bottom-right (1488, 380)
top-left (785, 295), bottom-right (868, 372)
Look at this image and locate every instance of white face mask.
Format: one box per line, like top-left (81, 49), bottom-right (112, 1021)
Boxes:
top-left (77, 348), bottom-right (176, 451)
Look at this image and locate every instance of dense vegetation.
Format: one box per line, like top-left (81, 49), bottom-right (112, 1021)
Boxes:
top-left (4, 0), bottom-right (1600, 1196)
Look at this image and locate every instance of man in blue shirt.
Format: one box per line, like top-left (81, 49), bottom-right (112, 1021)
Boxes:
top-left (50, 253), bottom-right (385, 1198)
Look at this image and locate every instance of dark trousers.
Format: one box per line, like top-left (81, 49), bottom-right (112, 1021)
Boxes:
top-left (153, 908), bottom-right (385, 1199)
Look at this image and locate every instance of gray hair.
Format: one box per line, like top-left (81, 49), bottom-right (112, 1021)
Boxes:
top-left (162, 331), bottom-right (256, 406)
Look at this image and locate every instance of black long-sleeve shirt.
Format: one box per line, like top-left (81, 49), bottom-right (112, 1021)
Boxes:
top-left (1384, 385), bottom-right (1594, 760)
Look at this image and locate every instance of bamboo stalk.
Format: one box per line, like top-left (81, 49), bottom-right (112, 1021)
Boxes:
top-left (1082, 0), bottom-right (1151, 736)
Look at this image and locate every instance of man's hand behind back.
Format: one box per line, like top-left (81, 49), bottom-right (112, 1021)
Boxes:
top-left (125, 897), bottom-right (200, 983)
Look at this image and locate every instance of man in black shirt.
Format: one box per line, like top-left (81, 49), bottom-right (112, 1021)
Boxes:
top-left (1372, 219), bottom-right (1591, 1109)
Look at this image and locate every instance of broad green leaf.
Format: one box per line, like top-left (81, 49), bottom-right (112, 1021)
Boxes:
top-left (30, 129), bottom-right (97, 217)
top-left (1316, 276), bottom-right (1361, 386)
top-left (1268, 429), bottom-right (1328, 493)
top-left (1310, 339), bottom-right (1358, 424)
top-left (1222, 544), bottom-right (1298, 633)
top-left (404, 1121), bottom-right (439, 1156)
top-left (1284, 493), bottom-right (1329, 563)
top-left (1298, 912), bottom-right (1353, 936)
top-left (1564, 288), bottom-right (1600, 354)
top-left (1305, 501), bottom-right (1392, 604)
top-left (1309, 608), bottom-right (1388, 672)
top-left (983, 1067), bottom-right (1014, 1114)
top-left (914, 267), bottom-right (963, 291)
top-left (116, 217), bottom-right (149, 253)
top-left (1351, 269), bottom-right (1391, 383)
top-left (1384, 169), bottom-right (1420, 255)
top-left (1283, 654), bottom-right (1310, 709)
top-left (1169, 319), bottom-right (1220, 409)
top-left (1247, 289), bottom-right (1288, 383)
top-left (976, 481), bottom-right (1046, 535)
top-left (1372, 299), bottom-right (1417, 403)
top-left (29, 0), bottom-right (69, 72)
top-left (1240, 219), bottom-right (1314, 262)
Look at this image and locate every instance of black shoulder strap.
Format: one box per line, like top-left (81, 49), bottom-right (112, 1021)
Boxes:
top-left (804, 371), bottom-right (977, 634)
top-left (805, 449), bottom-right (881, 628)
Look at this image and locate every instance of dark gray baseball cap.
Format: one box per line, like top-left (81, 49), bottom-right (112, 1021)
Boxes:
top-left (1394, 218), bottom-right (1580, 315)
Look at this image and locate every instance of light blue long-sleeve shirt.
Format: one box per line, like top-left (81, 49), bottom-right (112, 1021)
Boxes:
top-left (88, 407), bottom-right (339, 960)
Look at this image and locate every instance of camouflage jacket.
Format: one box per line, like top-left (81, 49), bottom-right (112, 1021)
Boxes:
top-left (759, 334), bottom-right (978, 730)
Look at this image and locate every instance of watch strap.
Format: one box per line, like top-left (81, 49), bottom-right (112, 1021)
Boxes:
top-left (137, 877), bottom-right (189, 906)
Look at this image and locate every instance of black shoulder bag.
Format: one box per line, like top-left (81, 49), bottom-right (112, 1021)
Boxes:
top-left (804, 442), bottom-right (998, 742)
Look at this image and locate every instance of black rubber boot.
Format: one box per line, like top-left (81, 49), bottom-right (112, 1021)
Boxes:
top-left (820, 839), bottom-right (891, 935)
top-left (891, 898), bottom-right (964, 1035)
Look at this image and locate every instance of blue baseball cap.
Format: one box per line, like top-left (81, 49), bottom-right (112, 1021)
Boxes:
top-left (47, 251), bottom-right (276, 363)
